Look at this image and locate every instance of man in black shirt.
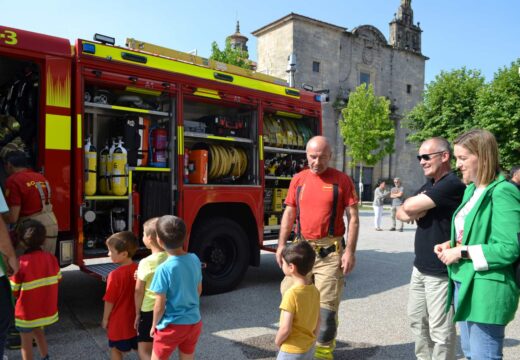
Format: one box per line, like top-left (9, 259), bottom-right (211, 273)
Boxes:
top-left (398, 137), bottom-right (465, 360)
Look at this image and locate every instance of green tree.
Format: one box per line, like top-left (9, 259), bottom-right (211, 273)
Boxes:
top-left (339, 84), bottom-right (394, 200)
top-left (474, 59), bottom-right (520, 170)
top-left (210, 39), bottom-right (251, 69)
top-left (404, 68), bottom-right (485, 143)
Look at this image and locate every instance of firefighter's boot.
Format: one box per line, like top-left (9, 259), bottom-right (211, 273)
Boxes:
top-left (314, 308), bottom-right (338, 359)
top-left (314, 340), bottom-right (336, 360)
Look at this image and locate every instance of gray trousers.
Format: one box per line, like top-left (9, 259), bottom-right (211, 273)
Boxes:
top-left (391, 205), bottom-right (404, 230)
top-left (408, 267), bottom-right (456, 360)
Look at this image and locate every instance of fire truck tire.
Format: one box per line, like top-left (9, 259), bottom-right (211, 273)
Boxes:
top-left (190, 217), bottom-right (250, 295)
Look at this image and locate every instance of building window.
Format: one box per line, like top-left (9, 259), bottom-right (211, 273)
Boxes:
top-left (360, 72), bottom-right (370, 86)
top-left (407, 84), bottom-right (412, 94)
top-left (312, 61), bottom-right (320, 73)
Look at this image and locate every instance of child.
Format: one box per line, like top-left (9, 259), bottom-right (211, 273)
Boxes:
top-left (275, 241), bottom-right (320, 360)
top-left (102, 231), bottom-right (138, 359)
top-left (149, 215), bottom-right (202, 360)
top-left (134, 218), bottom-right (167, 360)
top-left (9, 219), bottom-right (61, 360)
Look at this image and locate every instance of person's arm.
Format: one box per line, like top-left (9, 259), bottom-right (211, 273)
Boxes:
top-left (0, 216), bottom-right (18, 275)
top-left (397, 193), bottom-right (431, 222)
top-left (134, 278), bottom-right (146, 330)
top-left (150, 293), bottom-right (166, 338)
top-left (197, 282), bottom-right (202, 296)
top-left (341, 204), bottom-right (359, 275)
top-left (102, 301), bottom-right (113, 329)
top-left (438, 184), bottom-right (520, 268)
top-left (275, 310), bottom-right (294, 348)
top-left (2, 205), bottom-right (20, 224)
top-left (401, 194), bottom-right (435, 216)
top-left (276, 205), bottom-right (296, 268)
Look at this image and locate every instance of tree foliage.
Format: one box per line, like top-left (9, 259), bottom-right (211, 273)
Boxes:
top-left (404, 68), bottom-right (485, 144)
top-left (210, 39), bottom-right (251, 69)
top-left (405, 61), bottom-right (520, 170)
top-left (339, 83), bottom-right (395, 169)
top-left (474, 60), bottom-right (520, 170)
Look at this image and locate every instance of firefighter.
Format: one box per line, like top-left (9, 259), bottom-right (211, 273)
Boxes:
top-left (2, 151), bottom-right (58, 256)
top-left (276, 136), bottom-right (360, 359)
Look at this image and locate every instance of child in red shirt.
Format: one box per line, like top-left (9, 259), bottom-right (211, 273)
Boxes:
top-left (102, 231), bottom-right (138, 359)
top-left (10, 219), bottom-right (61, 360)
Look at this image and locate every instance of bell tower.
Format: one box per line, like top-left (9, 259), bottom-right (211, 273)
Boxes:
top-left (389, 0), bottom-right (422, 53)
top-left (227, 21), bottom-right (249, 53)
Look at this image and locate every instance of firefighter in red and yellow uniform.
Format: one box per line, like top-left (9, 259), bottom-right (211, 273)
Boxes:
top-left (2, 151), bottom-right (58, 255)
top-left (276, 136), bottom-right (360, 360)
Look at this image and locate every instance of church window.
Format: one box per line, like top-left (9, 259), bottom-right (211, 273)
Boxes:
top-left (312, 61), bottom-right (320, 73)
top-left (360, 72), bottom-right (370, 86)
top-left (407, 84), bottom-right (412, 94)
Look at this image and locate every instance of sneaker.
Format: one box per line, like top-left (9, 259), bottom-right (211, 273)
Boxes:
top-left (5, 336), bottom-right (20, 350)
top-left (375, 228), bottom-right (382, 231)
top-left (398, 228), bottom-right (403, 232)
top-left (389, 228), bottom-right (396, 231)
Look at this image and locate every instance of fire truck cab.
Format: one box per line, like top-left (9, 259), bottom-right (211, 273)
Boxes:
top-left (0, 26), bottom-right (322, 294)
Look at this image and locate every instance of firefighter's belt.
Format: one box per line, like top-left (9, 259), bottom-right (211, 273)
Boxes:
top-left (308, 240), bottom-right (340, 259)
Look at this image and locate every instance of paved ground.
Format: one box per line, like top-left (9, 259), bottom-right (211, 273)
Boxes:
top-left (5, 209), bottom-right (520, 359)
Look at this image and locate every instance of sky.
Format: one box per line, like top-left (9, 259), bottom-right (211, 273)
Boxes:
top-left (2, 0), bottom-right (519, 84)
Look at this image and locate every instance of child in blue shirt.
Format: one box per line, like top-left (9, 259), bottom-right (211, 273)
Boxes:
top-left (149, 215), bottom-right (202, 360)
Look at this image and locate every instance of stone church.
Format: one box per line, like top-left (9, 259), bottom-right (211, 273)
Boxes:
top-left (251, 0), bottom-right (427, 199)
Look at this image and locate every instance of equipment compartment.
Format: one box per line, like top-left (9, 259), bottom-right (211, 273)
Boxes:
top-left (82, 82), bottom-right (174, 253)
top-left (183, 99), bottom-right (258, 185)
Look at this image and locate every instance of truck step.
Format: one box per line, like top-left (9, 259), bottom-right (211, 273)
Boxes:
top-left (83, 263), bottom-right (119, 282)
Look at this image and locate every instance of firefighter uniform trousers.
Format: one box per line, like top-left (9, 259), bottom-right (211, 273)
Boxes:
top-left (281, 236), bottom-right (344, 359)
top-left (18, 181), bottom-right (58, 255)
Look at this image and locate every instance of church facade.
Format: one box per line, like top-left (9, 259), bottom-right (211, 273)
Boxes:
top-left (252, 0), bottom-right (427, 199)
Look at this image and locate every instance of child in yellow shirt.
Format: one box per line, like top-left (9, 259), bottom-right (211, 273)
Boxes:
top-left (134, 218), bottom-right (167, 360)
top-left (275, 241), bottom-right (320, 360)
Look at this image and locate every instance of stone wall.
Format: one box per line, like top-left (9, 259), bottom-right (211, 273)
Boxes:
top-left (254, 13), bottom-right (427, 198)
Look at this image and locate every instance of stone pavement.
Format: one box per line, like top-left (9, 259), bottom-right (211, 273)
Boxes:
top-left (4, 208), bottom-right (520, 359)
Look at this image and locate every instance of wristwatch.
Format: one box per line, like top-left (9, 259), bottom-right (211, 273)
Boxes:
top-left (460, 246), bottom-right (469, 259)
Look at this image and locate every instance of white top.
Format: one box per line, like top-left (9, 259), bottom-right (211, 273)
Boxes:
top-left (454, 187), bottom-right (488, 271)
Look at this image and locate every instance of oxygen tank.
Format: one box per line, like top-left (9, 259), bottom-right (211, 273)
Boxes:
top-left (84, 137), bottom-right (97, 196)
top-left (107, 138), bottom-right (117, 194)
top-left (150, 126), bottom-right (168, 167)
top-left (111, 137), bottom-right (128, 196)
top-left (98, 141), bottom-right (110, 194)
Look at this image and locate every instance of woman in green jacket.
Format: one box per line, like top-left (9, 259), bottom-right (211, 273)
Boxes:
top-left (434, 129), bottom-right (520, 360)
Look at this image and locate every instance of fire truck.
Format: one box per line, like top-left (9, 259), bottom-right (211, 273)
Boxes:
top-left (0, 26), bottom-right (322, 294)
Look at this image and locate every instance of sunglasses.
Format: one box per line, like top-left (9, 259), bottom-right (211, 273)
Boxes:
top-left (416, 151), bottom-right (445, 161)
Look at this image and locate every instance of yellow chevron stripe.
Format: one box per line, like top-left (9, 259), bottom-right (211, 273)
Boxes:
top-left (259, 135), bottom-right (264, 161)
top-left (15, 312), bottom-right (59, 328)
top-left (45, 114), bottom-right (71, 150)
top-left (178, 126), bottom-right (184, 155)
top-left (11, 272), bottom-right (61, 292)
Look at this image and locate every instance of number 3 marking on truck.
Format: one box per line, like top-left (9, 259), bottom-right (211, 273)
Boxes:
top-left (0, 30), bottom-right (18, 45)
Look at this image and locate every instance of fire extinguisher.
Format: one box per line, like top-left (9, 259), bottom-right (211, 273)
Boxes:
top-left (84, 136), bottom-right (97, 196)
top-left (150, 126), bottom-right (168, 167)
top-left (132, 183), bottom-right (140, 237)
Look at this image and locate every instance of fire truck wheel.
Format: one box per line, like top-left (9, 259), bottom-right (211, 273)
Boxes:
top-left (190, 217), bottom-right (250, 295)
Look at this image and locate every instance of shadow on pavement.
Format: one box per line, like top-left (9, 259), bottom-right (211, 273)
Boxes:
top-left (231, 333), bottom-right (415, 360)
top-left (345, 249), bottom-right (413, 300)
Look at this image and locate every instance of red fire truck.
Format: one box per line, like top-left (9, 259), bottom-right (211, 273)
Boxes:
top-left (0, 26), bottom-right (322, 294)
